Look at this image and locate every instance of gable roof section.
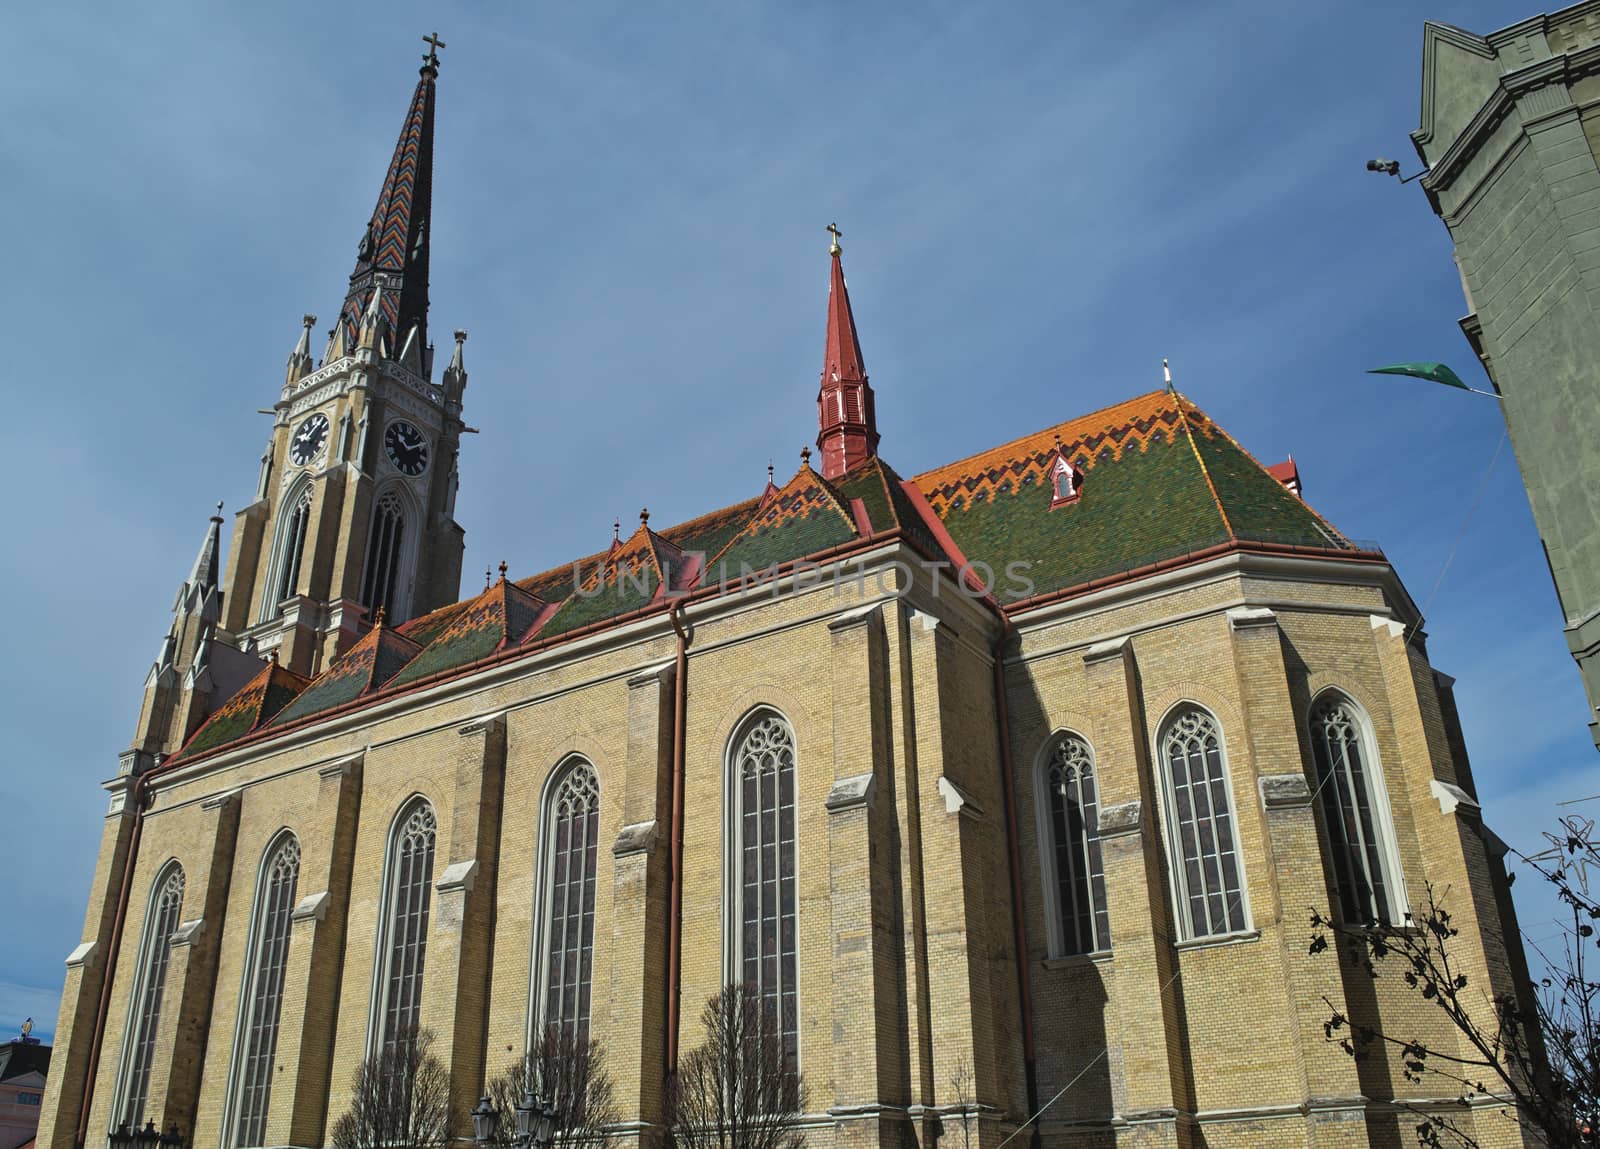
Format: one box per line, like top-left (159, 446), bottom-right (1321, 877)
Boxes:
top-left (912, 390), bottom-right (1351, 602)
top-left (705, 464), bottom-right (859, 581)
top-left (179, 661), bottom-right (309, 758)
top-left (270, 623), bottom-right (423, 727)
top-left (388, 577), bottom-right (552, 689)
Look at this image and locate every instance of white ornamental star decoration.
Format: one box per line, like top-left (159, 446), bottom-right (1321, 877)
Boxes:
top-left (1529, 815), bottom-right (1600, 895)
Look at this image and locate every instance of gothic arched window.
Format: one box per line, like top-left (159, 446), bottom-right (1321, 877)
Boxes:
top-left (270, 485), bottom-right (314, 615)
top-left (1037, 733), bottom-right (1109, 955)
top-left (372, 799), bottom-right (436, 1057)
top-left (535, 759), bottom-right (600, 1044)
top-left (1159, 707), bottom-right (1247, 939)
top-left (730, 709), bottom-right (799, 1067)
top-left (116, 862), bottom-right (185, 1129)
top-left (228, 833), bottom-right (300, 1147)
top-left (361, 489), bottom-right (408, 622)
top-left (1309, 692), bottom-right (1406, 925)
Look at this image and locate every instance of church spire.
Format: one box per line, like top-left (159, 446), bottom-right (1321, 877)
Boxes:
top-left (333, 40), bottom-right (441, 370)
top-left (816, 224), bottom-right (879, 479)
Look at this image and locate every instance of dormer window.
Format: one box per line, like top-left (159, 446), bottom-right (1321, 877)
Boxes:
top-left (1051, 455), bottom-right (1082, 506)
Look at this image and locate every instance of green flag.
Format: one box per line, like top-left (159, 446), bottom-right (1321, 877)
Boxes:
top-left (1366, 362), bottom-right (1471, 391)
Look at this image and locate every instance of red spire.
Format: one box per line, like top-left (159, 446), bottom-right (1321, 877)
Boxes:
top-left (816, 225), bottom-right (879, 479)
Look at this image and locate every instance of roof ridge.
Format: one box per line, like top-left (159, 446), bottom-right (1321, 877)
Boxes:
top-left (912, 389), bottom-right (1172, 484)
top-left (1171, 391), bottom-right (1234, 537)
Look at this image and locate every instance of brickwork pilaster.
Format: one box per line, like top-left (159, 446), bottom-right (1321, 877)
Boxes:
top-left (267, 755), bottom-right (363, 1149)
top-left (824, 606), bottom-right (905, 1146)
top-left (608, 664), bottom-right (674, 1141)
top-left (145, 791), bottom-right (241, 1138)
top-left (422, 714), bottom-right (507, 1137)
top-left (36, 796), bottom-right (138, 1149)
top-left (1078, 639), bottom-right (1183, 1149)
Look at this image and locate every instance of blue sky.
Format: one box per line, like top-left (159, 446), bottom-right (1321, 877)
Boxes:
top-left (1, 0), bottom-right (1588, 1043)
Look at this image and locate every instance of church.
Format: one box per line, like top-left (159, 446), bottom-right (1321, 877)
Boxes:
top-left (38, 43), bottom-right (1535, 1149)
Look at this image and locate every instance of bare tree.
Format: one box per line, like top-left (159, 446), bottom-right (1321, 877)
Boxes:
top-left (947, 1055), bottom-right (976, 1149)
top-left (331, 1028), bottom-right (451, 1149)
top-left (667, 982), bottom-right (806, 1149)
top-left (1312, 818), bottom-right (1600, 1148)
top-left (482, 1024), bottom-right (619, 1148)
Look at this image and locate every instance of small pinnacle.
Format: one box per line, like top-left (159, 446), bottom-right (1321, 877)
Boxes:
top-left (454, 329), bottom-right (467, 344)
top-left (302, 314), bottom-right (317, 329)
top-left (374, 606), bottom-right (386, 628)
top-left (213, 500), bottom-right (225, 520)
top-left (767, 461), bottom-right (775, 485)
top-left (1054, 433), bottom-right (1062, 453)
top-left (640, 507), bottom-right (650, 526)
top-left (485, 567), bottom-right (492, 590)
top-left (801, 446), bottom-right (813, 468)
top-left (498, 560), bottom-right (508, 581)
top-left (1163, 358), bottom-right (1173, 388)
top-left (613, 519), bottom-right (621, 542)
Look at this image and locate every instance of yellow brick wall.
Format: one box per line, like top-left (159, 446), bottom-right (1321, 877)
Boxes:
top-left (42, 552), bottom-right (1534, 1149)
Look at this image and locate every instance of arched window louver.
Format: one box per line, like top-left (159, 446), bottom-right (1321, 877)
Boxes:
top-left (229, 834), bottom-right (301, 1147)
top-left (1040, 733), bottom-right (1109, 955)
top-left (1159, 707), bottom-right (1247, 939)
top-left (117, 863), bottom-right (185, 1129)
top-left (361, 490), bottom-right (407, 620)
top-left (537, 759), bottom-right (600, 1043)
top-left (1309, 693), bottom-right (1405, 925)
top-left (374, 799), bottom-right (436, 1057)
top-left (731, 710), bottom-right (799, 1067)
top-left (272, 486), bottom-right (314, 614)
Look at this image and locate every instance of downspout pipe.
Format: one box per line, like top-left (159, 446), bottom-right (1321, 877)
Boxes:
top-left (992, 622), bottom-right (1042, 1147)
top-left (665, 601), bottom-right (691, 1076)
top-left (75, 771), bottom-right (152, 1149)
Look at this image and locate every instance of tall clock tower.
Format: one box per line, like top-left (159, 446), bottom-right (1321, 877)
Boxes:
top-left (220, 42), bottom-right (467, 677)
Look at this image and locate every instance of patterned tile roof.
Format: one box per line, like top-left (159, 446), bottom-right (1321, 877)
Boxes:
top-left (913, 389), bottom-right (1351, 602)
top-left (335, 62), bottom-right (437, 356)
top-left (269, 623), bottom-right (422, 727)
top-left (179, 662), bottom-right (308, 758)
top-left (388, 577), bottom-right (551, 689)
top-left (177, 390), bottom-right (1366, 761)
top-left (705, 464), bottom-right (859, 580)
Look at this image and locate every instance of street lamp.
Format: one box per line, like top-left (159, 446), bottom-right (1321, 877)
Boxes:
top-left (1366, 156), bottom-right (1428, 184)
top-left (471, 1094), bottom-right (500, 1145)
top-left (512, 1088), bottom-right (560, 1149)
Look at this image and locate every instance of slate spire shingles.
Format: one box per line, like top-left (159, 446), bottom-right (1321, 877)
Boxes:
top-left (332, 52), bottom-right (439, 363)
top-left (816, 232), bottom-right (880, 479)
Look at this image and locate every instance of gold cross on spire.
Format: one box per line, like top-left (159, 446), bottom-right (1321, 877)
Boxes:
top-left (422, 32), bottom-right (446, 68)
top-left (826, 222), bottom-right (842, 255)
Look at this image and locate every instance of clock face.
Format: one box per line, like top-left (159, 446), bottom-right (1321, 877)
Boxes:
top-left (289, 412), bottom-right (330, 467)
top-left (384, 420), bottom-right (430, 476)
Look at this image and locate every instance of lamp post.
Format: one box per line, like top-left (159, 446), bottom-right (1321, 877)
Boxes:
top-left (471, 1094), bottom-right (500, 1146)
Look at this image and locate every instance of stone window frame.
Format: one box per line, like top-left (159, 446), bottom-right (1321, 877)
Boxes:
top-left (112, 859), bottom-right (186, 1130)
top-left (1152, 703), bottom-right (1252, 942)
top-left (222, 829), bottom-right (301, 1149)
top-left (1306, 688), bottom-right (1409, 927)
top-left (258, 478), bottom-right (315, 623)
top-left (1032, 730), bottom-right (1111, 958)
top-left (527, 755), bottom-right (601, 1050)
top-left (361, 484), bottom-right (418, 624)
top-left (366, 795), bottom-right (437, 1059)
top-left (722, 705), bottom-right (802, 1072)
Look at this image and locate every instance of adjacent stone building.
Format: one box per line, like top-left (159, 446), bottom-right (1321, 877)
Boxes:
top-left (39, 43), bottom-right (1535, 1149)
top-left (1414, 2), bottom-right (1600, 747)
